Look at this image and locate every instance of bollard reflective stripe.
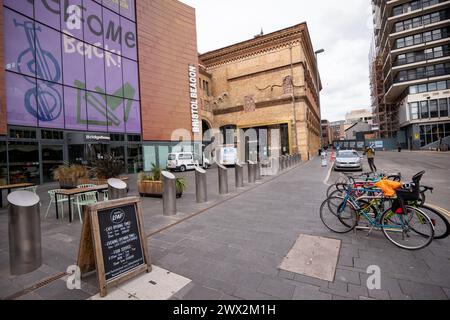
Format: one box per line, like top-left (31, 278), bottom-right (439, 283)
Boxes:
top-left (235, 163), bottom-right (244, 188)
top-left (162, 171), bottom-right (177, 216)
top-left (218, 164), bottom-right (229, 195)
top-left (107, 178), bottom-right (127, 200)
top-left (8, 191), bottom-right (42, 275)
top-left (195, 167), bottom-right (207, 203)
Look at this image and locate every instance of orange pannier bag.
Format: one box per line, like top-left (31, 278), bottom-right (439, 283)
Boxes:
top-left (374, 179), bottom-right (402, 197)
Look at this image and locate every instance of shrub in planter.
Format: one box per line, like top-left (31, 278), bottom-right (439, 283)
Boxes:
top-left (53, 164), bottom-right (89, 189)
top-left (90, 153), bottom-right (125, 179)
top-left (138, 164), bottom-right (187, 198)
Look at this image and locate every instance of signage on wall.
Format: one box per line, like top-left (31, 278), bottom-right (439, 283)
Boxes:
top-left (77, 197), bottom-right (151, 297)
top-left (3, 0), bottom-right (141, 134)
top-left (188, 65), bottom-right (200, 134)
top-left (85, 134), bottom-right (111, 142)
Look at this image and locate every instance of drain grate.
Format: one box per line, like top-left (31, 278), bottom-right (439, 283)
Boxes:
top-left (4, 272), bottom-right (67, 300)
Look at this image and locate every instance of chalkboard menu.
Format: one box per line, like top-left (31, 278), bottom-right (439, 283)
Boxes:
top-left (77, 197), bottom-right (151, 297)
top-left (98, 204), bottom-right (145, 281)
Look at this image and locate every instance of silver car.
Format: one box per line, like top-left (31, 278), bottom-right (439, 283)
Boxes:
top-left (333, 150), bottom-right (363, 171)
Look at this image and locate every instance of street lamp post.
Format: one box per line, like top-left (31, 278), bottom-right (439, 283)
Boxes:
top-left (315, 49), bottom-right (325, 153)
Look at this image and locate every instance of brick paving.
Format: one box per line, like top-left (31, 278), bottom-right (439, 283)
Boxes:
top-left (1, 152), bottom-right (449, 300)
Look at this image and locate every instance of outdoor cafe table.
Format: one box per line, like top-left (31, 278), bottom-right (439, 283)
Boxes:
top-left (55, 185), bottom-right (108, 223)
top-left (0, 183), bottom-right (36, 208)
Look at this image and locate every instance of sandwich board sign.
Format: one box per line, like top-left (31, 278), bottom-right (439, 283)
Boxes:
top-left (77, 197), bottom-right (151, 297)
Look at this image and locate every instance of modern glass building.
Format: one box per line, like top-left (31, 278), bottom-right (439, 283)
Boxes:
top-left (0, 0), bottom-right (200, 185)
top-left (371, 0), bottom-right (450, 149)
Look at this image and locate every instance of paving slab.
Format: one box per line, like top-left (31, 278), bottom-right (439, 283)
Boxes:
top-left (279, 234), bottom-right (341, 282)
top-left (89, 265), bottom-right (191, 300)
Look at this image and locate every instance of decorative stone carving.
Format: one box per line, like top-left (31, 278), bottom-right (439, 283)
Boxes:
top-left (244, 95), bottom-right (256, 112)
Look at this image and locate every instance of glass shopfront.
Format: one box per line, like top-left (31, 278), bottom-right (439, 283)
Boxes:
top-left (1, 127), bottom-right (143, 184)
top-left (8, 141), bottom-right (40, 184)
top-left (0, 142), bottom-right (7, 185)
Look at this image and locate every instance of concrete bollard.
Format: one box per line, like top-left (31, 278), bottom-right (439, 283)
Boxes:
top-left (218, 164), bottom-right (229, 195)
top-left (162, 171), bottom-right (177, 216)
top-left (256, 162), bottom-right (261, 181)
top-left (8, 191), bottom-right (42, 275)
top-left (107, 178), bottom-right (128, 200)
top-left (195, 166), bottom-right (207, 203)
top-left (248, 161), bottom-right (256, 183)
top-left (235, 163), bottom-right (244, 188)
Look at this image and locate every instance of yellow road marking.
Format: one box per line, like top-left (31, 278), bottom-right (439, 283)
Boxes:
top-left (427, 203), bottom-right (450, 218)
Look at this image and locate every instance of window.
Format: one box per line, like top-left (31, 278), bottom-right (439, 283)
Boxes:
top-left (396, 38), bottom-right (406, 48)
top-left (414, 34), bottom-right (422, 44)
top-left (428, 82), bottom-right (437, 91)
top-left (430, 100), bottom-right (439, 118)
top-left (418, 84), bottom-right (428, 93)
top-left (439, 99), bottom-right (449, 117)
top-left (431, 29), bottom-right (441, 40)
top-left (405, 36), bottom-right (414, 46)
top-left (421, 101), bottom-right (429, 119)
top-left (41, 130), bottom-right (63, 140)
top-left (437, 81), bottom-right (447, 90)
top-left (411, 102), bottom-right (419, 120)
top-left (409, 85), bottom-right (419, 94)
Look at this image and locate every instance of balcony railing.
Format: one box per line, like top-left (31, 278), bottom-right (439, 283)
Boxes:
top-left (392, 0), bottom-right (448, 17)
top-left (394, 46), bottom-right (450, 66)
top-left (394, 66), bottom-right (450, 83)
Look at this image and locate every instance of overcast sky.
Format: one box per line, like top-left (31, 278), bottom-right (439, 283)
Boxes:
top-left (179, 0), bottom-right (374, 122)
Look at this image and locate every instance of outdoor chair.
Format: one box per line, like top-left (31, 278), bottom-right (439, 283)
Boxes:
top-left (73, 191), bottom-right (98, 223)
top-left (17, 185), bottom-right (38, 193)
top-left (45, 189), bottom-right (68, 219)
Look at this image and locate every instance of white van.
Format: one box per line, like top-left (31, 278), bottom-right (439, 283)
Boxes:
top-left (167, 152), bottom-right (197, 172)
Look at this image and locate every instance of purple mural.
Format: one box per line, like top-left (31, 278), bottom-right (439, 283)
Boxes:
top-left (105, 52), bottom-right (123, 97)
top-left (4, 0), bottom-right (140, 134)
top-left (35, 0), bottom-right (60, 30)
top-left (64, 86), bottom-right (87, 131)
top-left (62, 34), bottom-right (85, 87)
top-left (6, 72), bottom-right (37, 127)
top-left (107, 96), bottom-right (125, 133)
top-left (61, 0), bottom-right (84, 41)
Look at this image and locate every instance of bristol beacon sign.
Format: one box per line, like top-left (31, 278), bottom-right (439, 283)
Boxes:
top-left (188, 65), bottom-right (200, 134)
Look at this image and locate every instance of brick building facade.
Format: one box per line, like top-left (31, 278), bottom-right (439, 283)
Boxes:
top-left (199, 23), bottom-right (322, 161)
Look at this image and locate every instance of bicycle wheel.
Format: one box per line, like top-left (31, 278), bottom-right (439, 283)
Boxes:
top-left (326, 183), bottom-right (347, 197)
top-left (417, 205), bottom-right (450, 240)
top-left (381, 206), bottom-right (434, 250)
top-left (320, 196), bottom-right (357, 233)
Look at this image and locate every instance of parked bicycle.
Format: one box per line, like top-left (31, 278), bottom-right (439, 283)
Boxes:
top-left (320, 171), bottom-right (442, 250)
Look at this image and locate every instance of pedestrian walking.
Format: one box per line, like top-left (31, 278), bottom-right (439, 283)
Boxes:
top-left (363, 144), bottom-right (377, 172)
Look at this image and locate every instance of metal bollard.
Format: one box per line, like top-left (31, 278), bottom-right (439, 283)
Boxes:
top-left (162, 171), bottom-right (177, 216)
top-left (8, 191), bottom-right (41, 275)
top-left (248, 161), bottom-right (256, 183)
top-left (271, 157), bottom-right (279, 175)
top-left (279, 156), bottom-right (284, 171)
top-left (195, 166), bottom-right (207, 203)
top-left (218, 164), bottom-right (229, 195)
top-left (283, 156), bottom-right (288, 169)
top-left (289, 155), bottom-right (293, 167)
top-left (107, 178), bottom-right (128, 200)
top-left (235, 163), bottom-right (244, 188)
top-left (256, 162), bottom-right (261, 181)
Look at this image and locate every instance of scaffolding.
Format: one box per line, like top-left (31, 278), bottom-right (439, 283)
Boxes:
top-left (369, 1), bottom-right (399, 139)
